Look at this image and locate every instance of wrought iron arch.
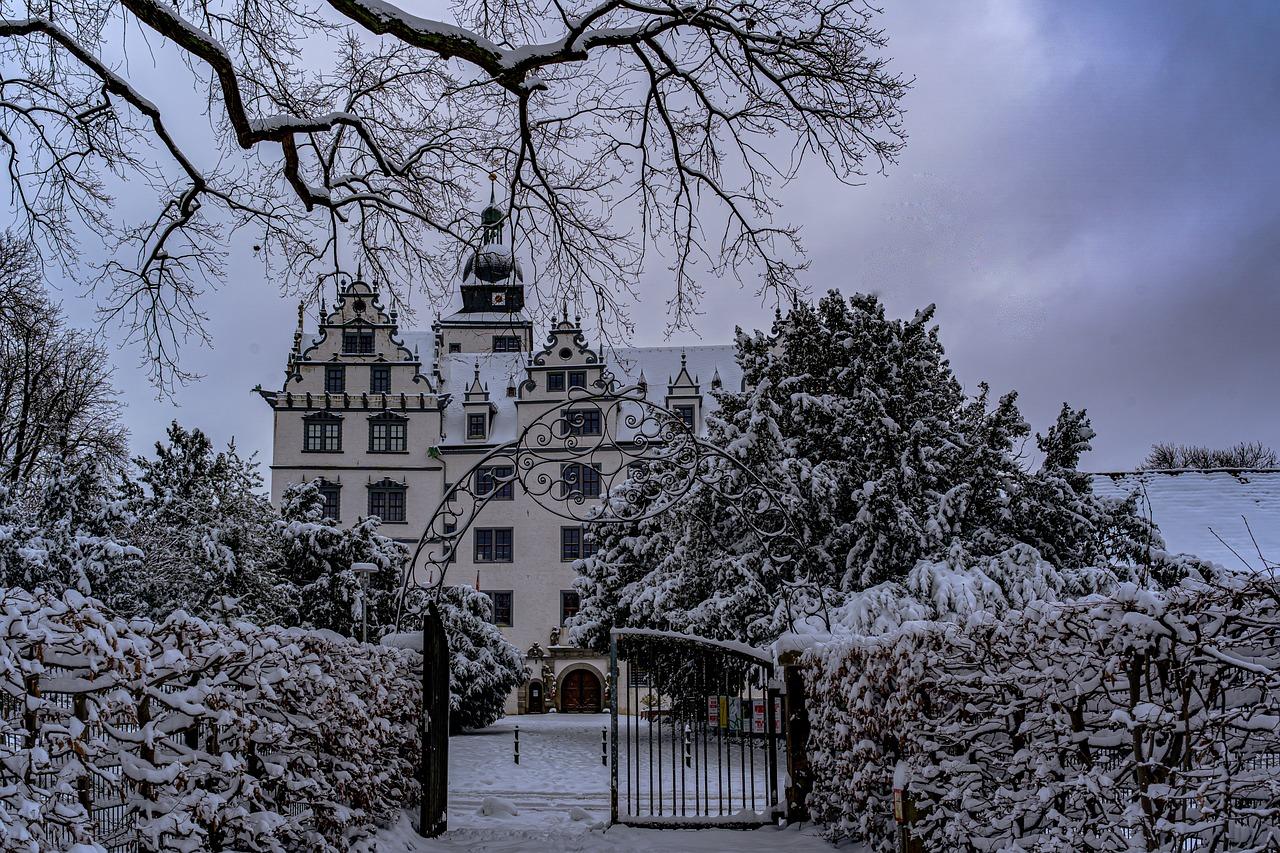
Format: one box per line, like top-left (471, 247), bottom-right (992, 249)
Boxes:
top-left (393, 370), bottom-right (830, 633)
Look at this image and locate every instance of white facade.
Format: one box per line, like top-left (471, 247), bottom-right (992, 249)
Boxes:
top-left (259, 203), bottom-right (740, 714)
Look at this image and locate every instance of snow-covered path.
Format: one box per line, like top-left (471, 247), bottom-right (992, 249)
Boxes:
top-left (364, 713), bottom-right (838, 852)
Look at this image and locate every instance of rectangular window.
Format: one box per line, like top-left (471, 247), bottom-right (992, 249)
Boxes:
top-left (448, 342), bottom-right (462, 353)
top-left (562, 408), bottom-right (602, 436)
top-left (303, 418), bottom-right (342, 452)
top-left (369, 418), bottom-right (407, 452)
top-left (492, 335), bottom-right (522, 353)
top-left (475, 528), bottom-right (513, 563)
top-left (568, 370), bottom-right (587, 389)
top-left (562, 526), bottom-right (599, 560)
top-left (475, 466), bottom-right (515, 500)
top-left (547, 371), bottom-right (565, 392)
top-left (485, 591), bottom-right (513, 627)
top-left (318, 484), bottom-right (341, 520)
top-left (467, 413), bottom-right (487, 440)
top-left (561, 463), bottom-right (602, 500)
top-left (560, 590), bottom-right (580, 626)
top-left (560, 526), bottom-right (581, 561)
top-left (368, 487), bottom-right (406, 523)
top-left (325, 365), bottom-right (346, 394)
top-left (342, 328), bottom-right (374, 354)
top-left (370, 365), bottom-right (391, 394)
top-left (673, 404), bottom-right (695, 429)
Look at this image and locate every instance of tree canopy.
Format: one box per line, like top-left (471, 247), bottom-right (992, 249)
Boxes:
top-left (572, 292), bottom-right (1199, 645)
top-left (0, 0), bottom-right (908, 388)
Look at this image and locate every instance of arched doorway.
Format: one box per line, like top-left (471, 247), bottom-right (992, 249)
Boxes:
top-left (527, 680), bottom-right (545, 713)
top-left (560, 669), bottom-right (602, 713)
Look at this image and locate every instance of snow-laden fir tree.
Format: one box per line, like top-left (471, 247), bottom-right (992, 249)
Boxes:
top-left (436, 585), bottom-right (526, 732)
top-left (572, 292), bottom-right (1203, 644)
top-left (0, 455), bottom-right (138, 599)
top-left (275, 479), bottom-right (407, 637)
top-left (120, 422), bottom-right (294, 622)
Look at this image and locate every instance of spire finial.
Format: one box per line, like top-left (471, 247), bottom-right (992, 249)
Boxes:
top-left (561, 299), bottom-right (569, 322)
top-left (489, 172), bottom-right (497, 204)
top-left (296, 300), bottom-right (305, 331)
top-left (680, 349), bottom-right (688, 367)
top-left (356, 262), bottom-right (363, 282)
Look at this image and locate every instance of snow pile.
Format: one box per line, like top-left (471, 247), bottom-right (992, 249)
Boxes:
top-left (0, 586), bottom-right (422, 851)
top-left (798, 572), bottom-right (1280, 851)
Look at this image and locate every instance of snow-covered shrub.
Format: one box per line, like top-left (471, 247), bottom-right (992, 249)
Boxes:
top-left (800, 573), bottom-right (1280, 852)
top-left (0, 587), bottom-right (420, 852)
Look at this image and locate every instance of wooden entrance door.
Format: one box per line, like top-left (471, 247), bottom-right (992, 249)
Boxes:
top-left (560, 669), bottom-right (602, 713)
top-left (528, 680), bottom-right (544, 713)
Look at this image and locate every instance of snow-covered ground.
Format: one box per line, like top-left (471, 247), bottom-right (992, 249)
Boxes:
top-left (364, 713), bottom-right (836, 852)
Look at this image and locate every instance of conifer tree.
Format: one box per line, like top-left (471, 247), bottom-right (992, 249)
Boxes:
top-left (275, 479), bottom-right (406, 637)
top-left (122, 422), bottom-right (292, 622)
top-left (573, 292), bottom-right (1198, 645)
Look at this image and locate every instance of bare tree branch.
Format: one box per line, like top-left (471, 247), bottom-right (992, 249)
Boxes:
top-left (0, 0), bottom-right (908, 389)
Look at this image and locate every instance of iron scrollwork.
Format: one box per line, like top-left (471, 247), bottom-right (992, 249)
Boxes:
top-left (394, 370), bottom-right (831, 635)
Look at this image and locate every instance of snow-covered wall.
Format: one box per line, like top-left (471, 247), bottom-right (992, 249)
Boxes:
top-left (1091, 470), bottom-right (1280, 569)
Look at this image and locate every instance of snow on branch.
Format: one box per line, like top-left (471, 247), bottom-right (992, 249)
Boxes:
top-left (0, 587), bottom-right (422, 849)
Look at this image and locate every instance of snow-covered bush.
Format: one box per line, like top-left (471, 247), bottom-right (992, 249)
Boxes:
top-left (799, 572), bottom-right (1280, 852)
top-left (0, 587), bottom-right (420, 852)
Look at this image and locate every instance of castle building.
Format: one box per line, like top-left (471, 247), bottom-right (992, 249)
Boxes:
top-left (259, 193), bottom-right (741, 714)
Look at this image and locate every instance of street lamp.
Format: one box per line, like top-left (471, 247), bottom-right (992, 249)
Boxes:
top-left (352, 562), bottom-right (378, 643)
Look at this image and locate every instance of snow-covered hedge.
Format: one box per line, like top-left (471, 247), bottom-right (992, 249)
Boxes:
top-left (0, 587), bottom-right (420, 852)
top-left (800, 573), bottom-right (1280, 852)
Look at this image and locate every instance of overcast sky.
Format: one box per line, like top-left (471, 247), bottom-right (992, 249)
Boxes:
top-left (51, 0), bottom-right (1280, 472)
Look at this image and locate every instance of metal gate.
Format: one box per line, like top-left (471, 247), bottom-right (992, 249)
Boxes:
top-left (609, 628), bottom-right (783, 828)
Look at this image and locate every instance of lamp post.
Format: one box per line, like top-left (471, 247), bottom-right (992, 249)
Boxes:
top-left (352, 562), bottom-right (378, 643)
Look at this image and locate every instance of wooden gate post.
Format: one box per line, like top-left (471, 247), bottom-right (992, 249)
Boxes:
top-left (780, 655), bottom-right (812, 822)
top-left (419, 601), bottom-right (450, 838)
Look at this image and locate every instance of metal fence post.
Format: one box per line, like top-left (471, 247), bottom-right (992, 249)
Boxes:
top-left (781, 657), bottom-right (812, 823)
top-left (609, 634), bottom-right (619, 825)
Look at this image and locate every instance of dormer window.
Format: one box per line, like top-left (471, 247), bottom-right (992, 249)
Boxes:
top-left (325, 365), bottom-right (346, 394)
top-left (449, 342), bottom-right (462, 354)
top-left (568, 370), bottom-right (587, 389)
top-left (547, 371), bottom-right (566, 392)
top-left (370, 365), bottom-right (391, 393)
top-left (493, 335), bottom-right (522, 353)
top-left (368, 412), bottom-right (408, 453)
top-left (342, 326), bottom-right (374, 354)
top-left (673, 405), bottom-right (695, 430)
top-left (467, 412), bottom-right (488, 440)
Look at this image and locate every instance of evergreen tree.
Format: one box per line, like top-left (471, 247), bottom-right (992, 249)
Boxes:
top-left (437, 585), bottom-right (526, 732)
top-left (122, 422), bottom-right (292, 622)
top-left (572, 292), bottom-right (1196, 645)
top-left (0, 456), bottom-right (138, 600)
top-left (275, 479), bottom-right (406, 637)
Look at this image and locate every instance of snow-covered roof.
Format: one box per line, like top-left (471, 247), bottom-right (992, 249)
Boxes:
top-left (1091, 470), bottom-right (1280, 569)
top-left (438, 310), bottom-right (532, 325)
top-left (434, 344), bottom-right (743, 444)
